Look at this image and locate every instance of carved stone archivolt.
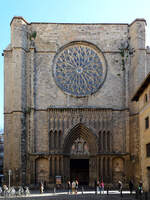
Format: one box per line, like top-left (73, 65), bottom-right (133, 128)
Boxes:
top-left (63, 123), bottom-right (98, 154)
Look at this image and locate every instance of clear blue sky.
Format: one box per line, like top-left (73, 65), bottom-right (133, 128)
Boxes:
top-left (0, 0), bottom-right (150, 129)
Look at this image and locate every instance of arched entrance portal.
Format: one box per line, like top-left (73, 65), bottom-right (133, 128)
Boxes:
top-left (63, 123), bottom-right (98, 186)
top-left (70, 137), bottom-right (90, 185)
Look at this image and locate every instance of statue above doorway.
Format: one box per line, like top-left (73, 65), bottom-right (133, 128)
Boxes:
top-left (71, 137), bottom-right (89, 155)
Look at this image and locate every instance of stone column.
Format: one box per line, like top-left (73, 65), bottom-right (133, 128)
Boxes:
top-left (99, 131), bottom-right (101, 152)
top-left (54, 157), bottom-right (57, 176)
top-left (101, 132), bottom-right (103, 152)
top-left (100, 157), bottom-right (103, 179)
top-left (52, 157), bottom-right (55, 178)
top-left (55, 131), bottom-right (59, 149)
top-left (98, 158), bottom-right (101, 178)
top-left (103, 111), bottom-right (106, 130)
top-left (63, 114), bottom-right (67, 133)
top-left (105, 132), bottom-right (107, 152)
top-left (61, 156), bottom-right (64, 178)
top-left (103, 132), bottom-right (106, 152)
top-left (29, 46), bottom-right (36, 153)
top-left (103, 157), bottom-right (105, 180)
top-left (125, 110), bottom-right (130, 152)
top-left (48, 131), bottom-right (51, 151)
top-left (56, 156), bottom-right (59, 175)
top-left (107, 157), bottom-right (110, 182)
top-left (51, 131), bottom-right (54, 150)
top-left (49, 157), bottom-right (52, 177)
top-left (104, 157), bottom-right (107, 180)
top-left (109, 157), bottom-right (113, 182)
top-left (107, 132), bottom-right (109, 152)
top-left (32, 159), bottom-right (36, 184)
top-left (59, 157), bottom-right (61, 175)
top-left (97, 157), bottom-right (99, 178)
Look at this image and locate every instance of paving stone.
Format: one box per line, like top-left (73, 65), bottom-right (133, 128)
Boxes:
top-left (0, 192), bottom-right (137, 200)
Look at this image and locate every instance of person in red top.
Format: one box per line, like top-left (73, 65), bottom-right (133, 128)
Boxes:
top-left (100, 180), bottom-right (104, 194)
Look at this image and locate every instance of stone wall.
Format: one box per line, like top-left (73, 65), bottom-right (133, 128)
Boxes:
top-left (31, 23), bottom-right (128, 109)
top-left (138, 84), bottom-right (150, 191)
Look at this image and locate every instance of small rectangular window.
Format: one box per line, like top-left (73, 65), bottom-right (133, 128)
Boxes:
top-left (145, 117), bottom-right (149, 129)
top-left (146, 143), bottom-right (150, 157)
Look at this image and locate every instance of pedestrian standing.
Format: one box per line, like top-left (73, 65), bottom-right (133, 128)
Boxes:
top-left (99, 180), bottom-right (102, 194)
top-left (75, 180), bottom-right (79, 194)
top-left (96, 180), bottom-right (99, 194)
top-left (100, 180), bottom-right (104, 194)
top-left (67, 181), bottom-right (71, 194)
top-left (72, 180), bottom-right (76, 194)
top-left (129, 180), bottom-right (134, 194)
top-left (138, 181), bottom-right (143, 195)
top-left (40, 182), bottom-right (44, 194)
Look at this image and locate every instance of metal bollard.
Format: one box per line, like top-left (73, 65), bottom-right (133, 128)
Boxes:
top-left (107, 187), bottom-right (109, 195)
top-left (82, 186), bottom-right (84, 194)
top-left (54, 187), bottom-right (56, 194)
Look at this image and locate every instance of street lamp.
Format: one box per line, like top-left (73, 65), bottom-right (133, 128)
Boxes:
top-left (8, 169), bottom-right (12, 189)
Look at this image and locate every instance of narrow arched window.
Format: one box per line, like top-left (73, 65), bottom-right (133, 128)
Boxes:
top-left (103, 131), bottom-right (106, 152)
top-left (49, 130), bottom-right (53, 150)
top-left (146, 143), bottom-right (150, 157)
top-left (58, 130), bottom-right (61, 148)
top-left (99, 131), bottom-right (101, 152)
top-left (145, 116), bottom-right (149, 129)
top-left (145, 93), bottom-right (148, 103)
top-left (107, 131), bottom-right (110, 152)
top-left (54, 131), bottom-right (57, 149)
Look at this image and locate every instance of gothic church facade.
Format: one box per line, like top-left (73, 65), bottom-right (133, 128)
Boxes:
top-left (3, 17), bottom-right (150, 188)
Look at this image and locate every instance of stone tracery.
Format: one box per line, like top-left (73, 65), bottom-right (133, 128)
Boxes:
top-left (53, 44), bottom-right (106, 96)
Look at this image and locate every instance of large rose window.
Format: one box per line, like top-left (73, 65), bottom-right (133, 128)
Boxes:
top-left (53, 43), bottom-right (106, 97)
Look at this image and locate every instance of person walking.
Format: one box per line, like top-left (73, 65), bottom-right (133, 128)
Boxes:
top-left (118, 181), bottom-right (123, 197)
top-left (129, 180), bottom-right (134, 194)
top-left (67, 180), bottom-right (71, 194)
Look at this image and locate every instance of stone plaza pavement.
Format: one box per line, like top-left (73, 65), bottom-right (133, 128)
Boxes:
top-left (0, 191), bottom-right (139, 200)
